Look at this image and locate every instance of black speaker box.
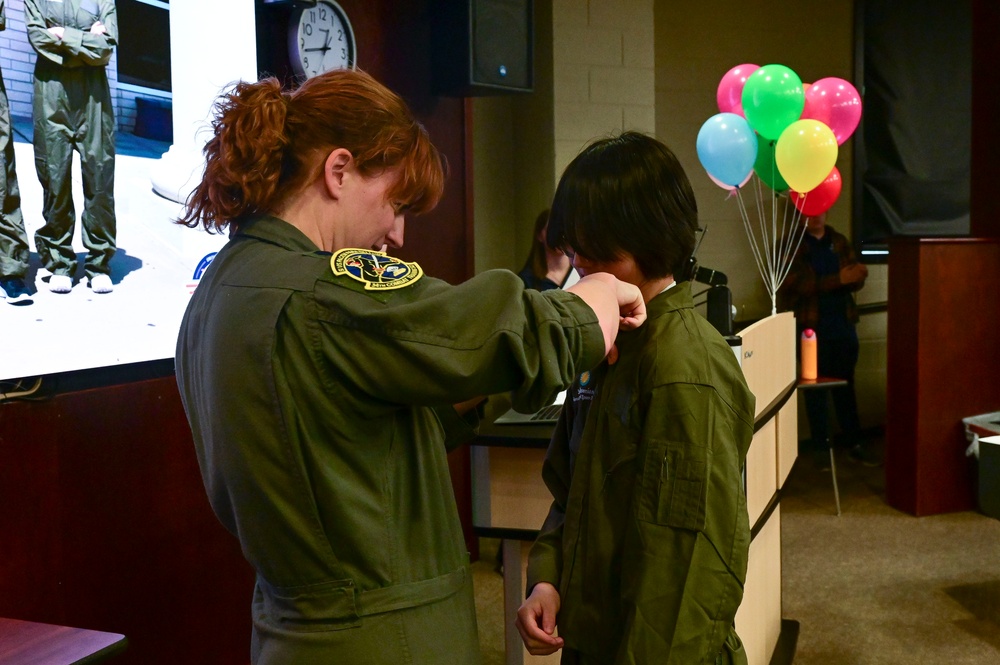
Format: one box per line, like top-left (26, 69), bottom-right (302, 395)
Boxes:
top-left (432, 0), bottom-right (534, 96)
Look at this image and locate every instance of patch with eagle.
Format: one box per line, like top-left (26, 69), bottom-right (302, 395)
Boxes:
top-left (330, 249), bottom-right (423, 290)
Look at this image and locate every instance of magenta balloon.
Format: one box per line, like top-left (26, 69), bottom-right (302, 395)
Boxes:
top-left (802, 77), bottom-right (862, 145)
top-left (716, 63), bottom-right (760, 117)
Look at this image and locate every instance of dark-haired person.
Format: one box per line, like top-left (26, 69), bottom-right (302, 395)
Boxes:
top-left (518, 208), bottom-right (573, 291)
top-left (174, 69), bottom-right (647, 665)
top-left (0, 0), bottom-right (32, 305)
top-left (25, 0), bottom-right (117, 294)
top-left (778, 210), bottom-right (874, 466)
top-left (516, 131), bottom-right (755, 664)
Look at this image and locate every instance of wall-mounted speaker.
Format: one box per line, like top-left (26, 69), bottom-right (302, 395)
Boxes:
top-left (432, 0), bottom-right (534, 96)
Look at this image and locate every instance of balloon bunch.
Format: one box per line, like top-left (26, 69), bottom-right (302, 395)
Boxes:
top-left (696, 63), bottom-right (861, 314)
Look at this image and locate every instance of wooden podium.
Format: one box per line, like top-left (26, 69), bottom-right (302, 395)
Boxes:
top-left (886, 237), bottom-right (1000, 515)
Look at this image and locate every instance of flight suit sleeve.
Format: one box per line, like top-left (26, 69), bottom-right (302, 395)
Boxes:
top-left (524, 399), bottom-right (576, 592)
top-left (23, 0), bottom-right (62, 63)
top-left (314, 269), bottom-right (606, 414)
top-left (24, 0), bottom-right (117, 67)
top-left (621, 383), bottom-right (752, 664)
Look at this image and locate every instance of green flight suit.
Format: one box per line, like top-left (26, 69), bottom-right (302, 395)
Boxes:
top-left (527, 282), bottom-right (755, 665)
top-left (175, 216), bottom-right (606, 664)
top-left (0, 1), bottom-right (29, 280)
top-left (25, 0), bottom-right (117, 280)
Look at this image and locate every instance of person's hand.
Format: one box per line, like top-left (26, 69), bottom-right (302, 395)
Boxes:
top-left (565, 273), bottom-right (646, 357)
top-left (839, 263), bottom-right (867, 285)
top-left (453, 395), bottom-right (485, 416)
top-left (90, 21), bottom-right (107, 35)
top-left (515, 582), bottom-right (564, 656)
top-left (616, 280), bottom-right (646, 331)
top-left (48, 26), bottom-right (65, 40)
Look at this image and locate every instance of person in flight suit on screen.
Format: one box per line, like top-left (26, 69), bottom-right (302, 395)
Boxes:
top-left (24, 0), bottom-right (118, 294)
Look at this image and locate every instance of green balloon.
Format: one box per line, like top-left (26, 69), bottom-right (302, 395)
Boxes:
top-left (754, 139), bottom-right (789, 192)
top-left (741, 64), bottom-right (805, 141)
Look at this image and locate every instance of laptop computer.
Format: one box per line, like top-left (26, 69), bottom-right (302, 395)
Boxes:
top-left (492, 268), bottom-right (580, 426)
top-left (493, 389), bottom-right (567, 425)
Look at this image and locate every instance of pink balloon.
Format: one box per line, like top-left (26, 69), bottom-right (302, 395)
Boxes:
top-left (707, 170), bottom-right (752, 191)
top-left (716, 64), bottom-right (760, 118)
top-left (801, 77), bottom-right (862, 145)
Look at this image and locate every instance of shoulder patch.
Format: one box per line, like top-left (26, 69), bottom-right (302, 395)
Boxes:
top-left (330, 248), bottom-right (423, 291)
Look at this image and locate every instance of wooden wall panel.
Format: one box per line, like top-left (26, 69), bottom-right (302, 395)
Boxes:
top-left (0, 377), bottom-right (254, 664)
top-left (886, 238), bottom-right (1000, 515)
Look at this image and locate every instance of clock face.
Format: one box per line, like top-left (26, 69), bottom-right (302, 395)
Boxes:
top-left (288, 0), bottom-right (357, 79)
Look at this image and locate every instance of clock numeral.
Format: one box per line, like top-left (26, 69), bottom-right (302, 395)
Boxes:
top-left (308, 10), bottom-right (316, 22)
top-left (319, 7), bottom-right (327, 21)
top-left (303, 56), bottom-right (309, 69)
top-left (337, 29), bottom-right (343, 42)
top-left (341, 47), bottom-right (347, 59)
top-left (300, 37), bottom-right (305, 48)
top-left (303, 23), bottom-right (312, 36)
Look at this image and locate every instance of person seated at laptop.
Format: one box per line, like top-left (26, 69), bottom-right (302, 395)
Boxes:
top-left (516, 131), bottom-right (756, 665)
top-left (518, 208), bottom-right (573, 291)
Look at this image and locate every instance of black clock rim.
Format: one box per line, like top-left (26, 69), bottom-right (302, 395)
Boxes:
top-left (287, 0), bottom-right (358, 80)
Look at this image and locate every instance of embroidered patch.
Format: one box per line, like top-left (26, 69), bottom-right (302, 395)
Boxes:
top-left (579, 371), bottom-right (592, 387)
top-left (330, 248), bottom-right (423, 291)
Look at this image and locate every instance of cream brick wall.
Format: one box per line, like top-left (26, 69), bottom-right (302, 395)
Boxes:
top-left (551, 0), bottom-right (655, 180)
top-left (471, 0), bottom-right (887, 430)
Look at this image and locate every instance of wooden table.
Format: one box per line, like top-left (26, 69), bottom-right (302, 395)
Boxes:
top-left (0, 618), bottom-right (126, 665)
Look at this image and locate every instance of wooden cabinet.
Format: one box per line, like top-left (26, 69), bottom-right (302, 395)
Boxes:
top-left (886, 238), bottom-right (1000, 515)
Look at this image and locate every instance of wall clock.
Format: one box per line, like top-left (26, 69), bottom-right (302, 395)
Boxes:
top-left (288, 0), bottom-right (357, 79)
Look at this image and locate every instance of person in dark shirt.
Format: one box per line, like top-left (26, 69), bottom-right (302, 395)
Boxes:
top-left (779, 211), bottom-right (877, 466)
top-left (518, 209), bottom-right (572, 291)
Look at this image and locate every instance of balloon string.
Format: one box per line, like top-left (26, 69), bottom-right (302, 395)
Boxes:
top-left (749, 177), bottom-right (772, 293)
top-left (769, 152), bottom-right (780, 296)
top-left (752, 173), bottom-right (775, 294)
top-left (739, 178), bottom-right (813, 314)
top-left (735, 187), bottom-right (771, 296)
top-left (776, 211), bottom-right (808, 290)
top-left (777, 195), bottom-right (796, 282)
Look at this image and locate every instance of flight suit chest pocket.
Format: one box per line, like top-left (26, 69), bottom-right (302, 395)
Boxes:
top-left (636, 438), bottom-right (708, 531)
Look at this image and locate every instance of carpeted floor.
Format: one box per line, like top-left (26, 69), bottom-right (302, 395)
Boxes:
top-left (472, 437), bottom-right (1000, 664)
top-left (781, 438), bottom-right (1000, 664)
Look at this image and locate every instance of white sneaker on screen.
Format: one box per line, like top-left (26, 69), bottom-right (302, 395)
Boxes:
top-left (90, 274), bottom-right (114, 294)
top-left (48, 274), bottom-right (73, 293)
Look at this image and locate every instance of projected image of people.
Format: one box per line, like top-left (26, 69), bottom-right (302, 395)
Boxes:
top-left (24, 0), bottom-right (118, 295)
top-left (0, 1), bottom-right (32, 306)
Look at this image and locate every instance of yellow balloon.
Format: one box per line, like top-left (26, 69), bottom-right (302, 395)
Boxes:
top-left (774, 120), bottom-right (838, 193)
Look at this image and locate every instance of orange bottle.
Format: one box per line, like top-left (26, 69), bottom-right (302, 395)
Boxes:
top-left (800, 329), bottom-right (818, 380)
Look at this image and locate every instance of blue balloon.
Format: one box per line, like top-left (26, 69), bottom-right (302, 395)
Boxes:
top-left (696, 112), bottom-right (758, 187)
